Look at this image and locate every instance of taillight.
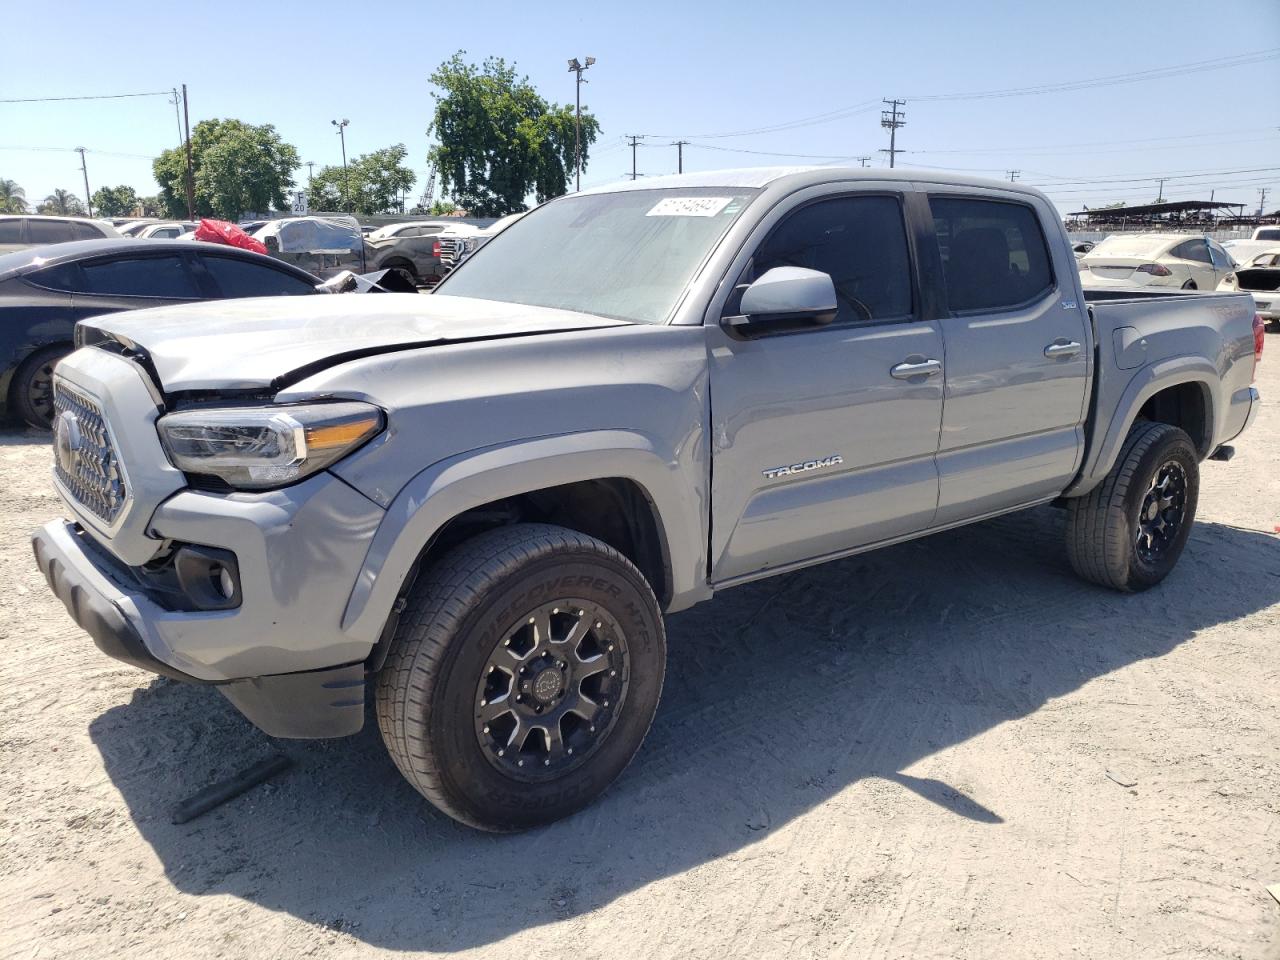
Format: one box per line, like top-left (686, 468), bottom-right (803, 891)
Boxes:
top-left (1136, 263), bottom-right (1173, 277)
top-left (433, 240), bottom-right (441, 257)
top-left (1254, 313), bottom-right (1265, 381)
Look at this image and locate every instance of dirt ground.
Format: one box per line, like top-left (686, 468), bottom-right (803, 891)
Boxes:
top-left (2, 350), bottom-right (1278, 960)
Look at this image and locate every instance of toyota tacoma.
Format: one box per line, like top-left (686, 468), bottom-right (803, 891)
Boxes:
top-left (32, 168), bottom-right (1264, 831)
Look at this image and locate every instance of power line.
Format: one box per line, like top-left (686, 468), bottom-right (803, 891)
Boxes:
top-left (685, 142), bottom-right (861, 160)
top-left (906, 127), bottom-right (1280, 157)
top-left (0, 90), bottom-right (172, 104)
top-left (908, 48), bottom-right (1279, 101)
top-left (645, 101), bottom-right (879, 141)
top-left (0, 144), bottom-right (154, 160)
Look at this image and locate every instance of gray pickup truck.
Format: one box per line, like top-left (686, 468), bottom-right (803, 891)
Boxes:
top-left (32, 168), bottom-right (1263, 831)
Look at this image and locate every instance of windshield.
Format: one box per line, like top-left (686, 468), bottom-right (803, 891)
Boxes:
top-left (439, 187), bottom-right (759, 323)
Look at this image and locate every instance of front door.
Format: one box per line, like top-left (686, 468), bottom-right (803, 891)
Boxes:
top-left (708, 191), bottom-right (945, 584)
top-left (925, 192), bottom-right (1090, 524)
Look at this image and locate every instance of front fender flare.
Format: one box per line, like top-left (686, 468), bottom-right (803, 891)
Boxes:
top-left (340, 429), bottom-right (710, 646)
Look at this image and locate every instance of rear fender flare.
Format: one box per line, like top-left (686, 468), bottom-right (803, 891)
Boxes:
top-left (1065, 355), bottom-right (1217, 497)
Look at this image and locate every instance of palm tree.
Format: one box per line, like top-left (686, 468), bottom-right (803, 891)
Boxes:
top-left (39, 188), bottom-right (83, 216)
top-left (0, 178), bottom-right (26, 214)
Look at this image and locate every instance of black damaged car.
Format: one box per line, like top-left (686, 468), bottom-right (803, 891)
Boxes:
top-left (0, 239), bottom-right (322, 429)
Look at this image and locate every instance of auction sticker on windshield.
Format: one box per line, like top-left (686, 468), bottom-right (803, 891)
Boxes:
top-left (646, 196), bottom-right (734, 217)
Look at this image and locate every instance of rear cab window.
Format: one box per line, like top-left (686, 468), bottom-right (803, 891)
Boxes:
top-left (928, 196), bottom-right (1054, 313)
top-left (0, 219), bottom-right (23, 243)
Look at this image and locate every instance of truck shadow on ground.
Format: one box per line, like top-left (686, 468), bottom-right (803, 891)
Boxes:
top-left (89, 507), bottom-right (1280, 951)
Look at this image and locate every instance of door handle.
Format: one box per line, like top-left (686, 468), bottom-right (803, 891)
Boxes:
top-left (890, 358), bottom-right (942, 380)
top-left (1044, 340), bottom-right (1081, 359)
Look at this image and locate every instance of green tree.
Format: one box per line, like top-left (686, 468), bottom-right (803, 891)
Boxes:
top-left (153, 119), bottom-right (300, 219)
top-left (308, 144), bottom-right (417, 215)
top-left (38, 189), bottom-right (84, 215)
top-left (0, 178), bottom-right (27, 213)
top-left (427, 52), bottom-right (599, 217)
top-left (91, 184), bottom-right (140, 218)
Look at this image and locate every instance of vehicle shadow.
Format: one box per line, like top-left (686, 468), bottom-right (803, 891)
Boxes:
top-left (88, 507), bottom-right (1280, 951)
top-left (0, 425), bottom-right (51, 445)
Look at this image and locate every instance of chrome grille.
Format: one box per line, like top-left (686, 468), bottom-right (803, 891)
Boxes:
top-left (52, 381), bottom-right (129, 525)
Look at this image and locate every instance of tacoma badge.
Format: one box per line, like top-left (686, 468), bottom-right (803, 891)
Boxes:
top-left (762, 455), bottom-right (843, 480)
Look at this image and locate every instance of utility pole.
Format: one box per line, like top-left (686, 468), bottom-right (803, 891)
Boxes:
top-left (1156, 178), bottom-right (1167, 203)
top-left (856, 156), bottom-right (871, 167)
top-left (672, 140), bottom-right (689, 174)
top-left (567, 57), bottom-right (595, 192)
top-left (1260, 187), bottom-right (1270, 218)
top-left (181, 83), bottom-right (196, 221)
top-left (168, 88), bottom-right (184, 151)
top-left (879, 99), bottom-right (906, 169)
top-left (1006, 169), bottom-right (1020, 182)
top-left (331, 119), bottom-right (350, 211)
top-left (74, 147), bottom-right (91, 216)
top-left (305, 161), bottom-right (315, 185)
top-left (627, 135), bottom-right (643, 180)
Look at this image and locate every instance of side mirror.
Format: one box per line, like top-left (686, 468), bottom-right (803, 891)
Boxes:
top-left (728, 266), bottom-right (838, 331)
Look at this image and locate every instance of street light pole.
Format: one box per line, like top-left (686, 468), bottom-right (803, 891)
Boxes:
top-left (567, 56), bottom-right (595, 192)
top-left (331, 119), bottom-right (350, 212)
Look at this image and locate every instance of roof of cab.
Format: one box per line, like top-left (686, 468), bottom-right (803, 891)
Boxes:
top-left (577, 165), bottom-right (1053, 202)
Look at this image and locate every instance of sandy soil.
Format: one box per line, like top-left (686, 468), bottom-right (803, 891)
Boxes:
top-left (2, 351), bottom-right (1278, 960)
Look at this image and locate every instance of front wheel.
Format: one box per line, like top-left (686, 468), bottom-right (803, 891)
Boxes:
top-left (376, 523), bottom-right (666, 831)
top-left (1065, 421), bottom-right (1199, 591)
top-left (12, 344), bottom-right (68, 430)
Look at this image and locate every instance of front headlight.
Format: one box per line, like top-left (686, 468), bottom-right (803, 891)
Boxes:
top-left (157, 402), bottom-right (384, 489)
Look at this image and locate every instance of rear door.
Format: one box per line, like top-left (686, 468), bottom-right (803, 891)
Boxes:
top-left (708, 185), bottom-right (946, 583)
top-left (1169, 239), bottom-right (1217, 290)
top-left (925, 191), bottom-right (1090, 524)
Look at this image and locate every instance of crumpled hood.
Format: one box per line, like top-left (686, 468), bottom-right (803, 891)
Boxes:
top-left (80, 293), bottom-right (630, 392)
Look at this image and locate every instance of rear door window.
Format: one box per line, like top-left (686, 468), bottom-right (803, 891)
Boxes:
top-left (200, 255), bottom-right (317, 297)
top-left (929, 197), bottom-right (1054, 313)
top-left (70, 221), bottom-right (105, 240)
top-left (27, 219), bottom-right (78, 245)
top-left (79, 255), bottom-right (201, 298)
top-left (1207, 241), bottom-right (1232, 269)
top-left (27, 263), bottom-right (83, 292)
top-left (1172, 240), bottom-right (1211, 264)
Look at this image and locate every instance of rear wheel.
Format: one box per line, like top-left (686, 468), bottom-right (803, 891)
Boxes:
top-left (376, 523), bottom-right (666, 831)
top-left (11, 344), bottom-right (68, 430)
top-left (1065, 421), bottom-right (1199, 591)
top-left (1180, 279), bottom-right (1197, 290)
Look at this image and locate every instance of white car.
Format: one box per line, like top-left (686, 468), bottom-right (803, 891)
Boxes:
top-left (1217, 246), bottom-right (1280, 328)
top-left (135, 221), bottom-right (197, 240)
top-left (366, 221), bottom-right (454, 242)
top-left (1079, 233), bottom-right (1235, 291)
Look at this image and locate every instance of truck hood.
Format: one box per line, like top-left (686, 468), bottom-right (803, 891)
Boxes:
top-left (80, 293), bottom-right (631, 393)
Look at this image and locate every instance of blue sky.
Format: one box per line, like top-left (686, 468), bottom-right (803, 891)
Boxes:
top-left (2, 0), bottom-right (1277, 217)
